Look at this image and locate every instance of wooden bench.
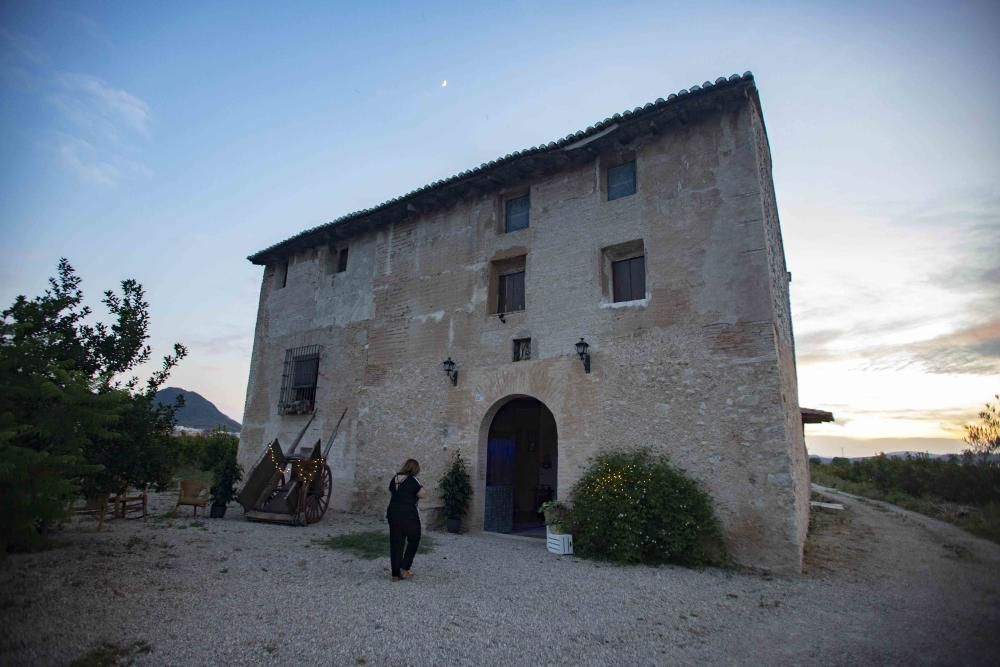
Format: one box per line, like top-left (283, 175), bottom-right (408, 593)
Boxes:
top-left (74, 495), bottom-right (116, 530)
top-left (114, 489), bottom-right (148, 518)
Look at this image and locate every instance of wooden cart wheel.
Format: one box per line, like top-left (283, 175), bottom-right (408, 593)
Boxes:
top-left (302, 464), bottom-right (332, 525)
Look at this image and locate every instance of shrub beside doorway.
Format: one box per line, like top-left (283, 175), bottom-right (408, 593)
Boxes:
top-left (570, 449), bottom-right (726, 566)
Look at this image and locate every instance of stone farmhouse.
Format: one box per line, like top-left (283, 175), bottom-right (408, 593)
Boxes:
top-left (239, 72), bottom-right (811, 573)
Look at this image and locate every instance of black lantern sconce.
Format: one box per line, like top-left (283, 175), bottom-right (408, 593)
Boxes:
top-left (442, 357), bottom-right (458, 386)
top-left (575, 338), bottom-right (591, 374)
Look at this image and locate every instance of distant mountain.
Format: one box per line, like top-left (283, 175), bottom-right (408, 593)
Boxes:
top-left (155, 387), bottom-right (241, 433)
top-left (810, 451), bottom-right (963, 464)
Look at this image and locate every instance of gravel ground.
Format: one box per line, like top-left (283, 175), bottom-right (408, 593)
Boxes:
top-left (1, 486), bottom-right (998, 666)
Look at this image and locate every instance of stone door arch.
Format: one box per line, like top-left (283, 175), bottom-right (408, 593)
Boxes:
top-left (480, 395), bottom-right (558, 534)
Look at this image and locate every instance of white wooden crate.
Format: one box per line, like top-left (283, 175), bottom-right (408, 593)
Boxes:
top-left (546, 528), bottom-right (573, 555)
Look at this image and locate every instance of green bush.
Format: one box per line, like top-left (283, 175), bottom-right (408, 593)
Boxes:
top-left (437, 452), bottom-right (472, 520)
top-left (570, 449), bottom-right (725, 566)
top-left (200, 430), bottom-right (242, 506)
top-left (810, 455), bottom-right (1000, 543)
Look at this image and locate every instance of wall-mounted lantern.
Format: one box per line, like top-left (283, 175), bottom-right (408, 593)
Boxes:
top-left (442, 357), bottom-right (458, 386)
top-left (575, 338), bottom-right (591, 374)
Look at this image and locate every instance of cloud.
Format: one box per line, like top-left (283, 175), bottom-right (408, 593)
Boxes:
top-left (797, 317), bottom-right (1000, 376)
top-left (0, 26), bottom-right (49, 68)
top-left (45, 73), bottom-right (152, 186)
top-left (53, 133), bottom-right (152, 187)
top-left (53, 72), bottom-right (150, 136)
top-left (188, 333), bottom-right (253, 356)
top-left (54, 136), bottom-right (119, 187)
top-left (794, 188), bottom-right (1000, 377)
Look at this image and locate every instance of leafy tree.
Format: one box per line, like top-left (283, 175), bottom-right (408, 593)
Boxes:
top-left (0, 259), bottom-right (186, 551)
top-left (964, 395), bottom-right (1000, 465)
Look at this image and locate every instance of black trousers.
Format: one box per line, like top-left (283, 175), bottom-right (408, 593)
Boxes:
top-left (388, 514), bottom-right (421, 577)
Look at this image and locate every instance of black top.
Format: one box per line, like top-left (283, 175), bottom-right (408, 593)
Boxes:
top-left (387, 475), bottom-right (421, 516)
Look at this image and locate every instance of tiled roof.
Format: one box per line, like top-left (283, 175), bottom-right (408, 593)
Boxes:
top-left (248, 71), bottom-right (756, 264)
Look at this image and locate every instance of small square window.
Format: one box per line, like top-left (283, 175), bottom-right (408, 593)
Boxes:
top-left (607, 160), bottom-right (636, 201)
top-left (513, 338), bottom-right (531, 362)
top-left (504, 195), bottom-right (530, 233)
top-left (612, 255), bottom-right (645, 302)
top-left (337, 248), bottom-right (349, 273)
top-left (498, 271), bottom-right (525, 313)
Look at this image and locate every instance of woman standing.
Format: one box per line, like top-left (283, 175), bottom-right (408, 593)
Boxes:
top-left (386, 458), bottom-right (427, 581)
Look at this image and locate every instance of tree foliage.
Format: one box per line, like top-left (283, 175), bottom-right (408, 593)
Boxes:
top-left (815, 452), bottom-right (1000, 506)
top-left (0, 259), bottom-right (186, 551)
top-left (964, 394), bottom-right (1000, 465)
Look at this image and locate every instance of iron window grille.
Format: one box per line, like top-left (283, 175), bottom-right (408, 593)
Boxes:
top-left (279, 345), bottom-right (321, 415)
top-left (513, 338), bottom-right (531, 362)
top-left (504, 195), bottom-right (530, 233)
top-left (607, 160), bottom-right (637, 201)
top-left (498, 271), bottom-right (525, 313)
top-left (612, 255), bottom-right (646, 302)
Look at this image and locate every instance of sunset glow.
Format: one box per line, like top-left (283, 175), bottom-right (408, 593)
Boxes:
top-left (1, 2), bottom-right (996, 457)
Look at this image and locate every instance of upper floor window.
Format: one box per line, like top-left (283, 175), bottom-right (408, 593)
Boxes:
top-left (276, 260), bottom-right (289, 289)
top-left (498, 271), bottom-right (525, 313)
top-left (337, 248), bottom-right (349, 273)
top-left (513, 338), bottom-right (531, 362)
top-left (504, 195), bottom-right (530, 233)
top-left (607, 160), bottom-right (636, 201)
top-left (612, 255), bottom-right (646, 302)
top-left (279, 345), bottom-right (320, 415)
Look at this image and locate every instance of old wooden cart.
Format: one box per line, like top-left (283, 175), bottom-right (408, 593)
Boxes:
top-left (236, 411), bottom-right (344, 526)
top-left (237, 439), bottom-right (332, 525)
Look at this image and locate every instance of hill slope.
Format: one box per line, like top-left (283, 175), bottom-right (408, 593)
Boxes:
top-left (155, 387), bottom-right (241, 432)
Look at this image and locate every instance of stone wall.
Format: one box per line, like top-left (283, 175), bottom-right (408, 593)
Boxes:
top-left (238, 96), bottom-right (808, 573)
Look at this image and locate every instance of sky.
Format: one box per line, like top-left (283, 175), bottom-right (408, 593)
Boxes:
top-left (1, 1), bottom-right (997, 457)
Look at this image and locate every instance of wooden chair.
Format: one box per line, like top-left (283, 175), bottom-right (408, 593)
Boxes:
top-left (174, 480), bottom-right (210, 516)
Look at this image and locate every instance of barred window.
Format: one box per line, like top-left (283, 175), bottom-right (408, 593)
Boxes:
top-left (279, 345), bottom-right (320, 415)
top-left (513, 338), bottom-right (531, 362)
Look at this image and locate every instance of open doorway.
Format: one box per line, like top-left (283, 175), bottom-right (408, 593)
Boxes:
top-left (483, 397), bottom-right (557, 536)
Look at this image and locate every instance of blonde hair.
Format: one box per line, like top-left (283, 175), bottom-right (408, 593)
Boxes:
top-left (398, 459), bottom-right (420, 476)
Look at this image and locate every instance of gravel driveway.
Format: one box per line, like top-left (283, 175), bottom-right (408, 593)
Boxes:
top-left (1, 486), bottom-right (998, 666)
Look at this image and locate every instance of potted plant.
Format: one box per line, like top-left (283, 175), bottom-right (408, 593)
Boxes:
top-left (201, 431), bottom-right (243, 519)
top-left (539, 500), bottom-right (573, 555)
top-left (437, 452), bottom-right (472, 533)
top-left (539, 500), bottom-right (571, 534)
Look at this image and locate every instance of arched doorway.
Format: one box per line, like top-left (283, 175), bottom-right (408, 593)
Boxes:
top-left (483, 397), bottom-right (558, 535)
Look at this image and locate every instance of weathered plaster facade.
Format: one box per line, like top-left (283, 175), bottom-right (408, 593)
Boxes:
top-left (239, 73), bottom-right (809, 573)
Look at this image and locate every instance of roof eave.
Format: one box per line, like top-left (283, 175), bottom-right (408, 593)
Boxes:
top-left (247, 72), bottom-right (757, 265)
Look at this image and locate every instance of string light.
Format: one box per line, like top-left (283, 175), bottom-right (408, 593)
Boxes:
top-left (266, 447), bottom-right (326, 488)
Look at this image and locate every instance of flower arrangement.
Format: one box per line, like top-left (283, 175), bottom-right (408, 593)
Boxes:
top-left (538, 500), bottom-right (571, 534)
